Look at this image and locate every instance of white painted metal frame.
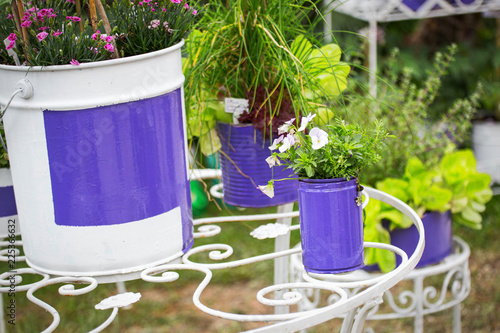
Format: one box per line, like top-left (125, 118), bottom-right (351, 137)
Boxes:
top-left (0, 169), bottom-right (425, 332)
top-left (291, 236), bottom-right (470, 332)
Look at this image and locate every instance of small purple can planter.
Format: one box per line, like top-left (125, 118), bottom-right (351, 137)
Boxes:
top-left (364, 210), bottom-right (453, 271)
top-left (298, 178), bottom-right (364, 274)
top-left (391, 210), bottom-right (453, 268)
top-left (217, 122), bottom-right (298, 208)
top-left (0, 41), bottom-right (193, 282)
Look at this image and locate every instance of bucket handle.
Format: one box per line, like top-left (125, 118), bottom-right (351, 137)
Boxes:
top-left (0, 79), bottom-right (34, 153)
top-left (361, 188), bottom-right (369, 210)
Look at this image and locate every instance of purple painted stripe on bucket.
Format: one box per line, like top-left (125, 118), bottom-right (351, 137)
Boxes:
top-left (0, 186), bottom-right (17, 217)
top-left (298, 178), bottom-right (364, 274)
top-left (217, 122), bottom-right (298, 208)
top-left (43, 89), bottom-right (193, 249)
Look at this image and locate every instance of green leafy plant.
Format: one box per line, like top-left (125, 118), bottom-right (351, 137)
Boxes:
top-left (182, 0), bottom-right (350, 157)
top-left (364, 149), bottom-right (493, 271)
top-left (346, 45), bottom-right (480, 185)
top-left (257, 113), bottom-right (392, 197)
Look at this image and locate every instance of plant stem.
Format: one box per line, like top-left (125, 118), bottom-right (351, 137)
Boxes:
top-left (95, 0), bottom-right (119, 58)
top-left (75, 0), bottom-right (84, 32)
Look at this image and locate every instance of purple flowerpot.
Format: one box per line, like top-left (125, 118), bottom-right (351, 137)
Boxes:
top-left (217, 122), bottom-right (298, 208)
top-left (402, 0), bottom-right (426, 10)
top-left (298, 178), bottom-right (364, 274)
top-left (391, 210), bottom-right (453, 268)
top-left (403, 0), bottom-right (474, 10)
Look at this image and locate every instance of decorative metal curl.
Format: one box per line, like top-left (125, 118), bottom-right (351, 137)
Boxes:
top-left (257, 282), bottom-right (347, 307)
top-left (0, 239), bottom-right (26, 262)
top-left (193, 225), bottom-right (222, 238)
top-left (26, 276), bottom-right (99, 333)
top-left (183, 243), bottom-right (301, 270)
top-left (423, 265), bottom-right (470, 310)
top-left (0, 268), bottom-right (50, 293)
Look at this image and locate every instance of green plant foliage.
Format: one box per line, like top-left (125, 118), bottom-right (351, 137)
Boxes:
top-left (346, 45), bottom-right (480, 185)
top-left (109, 0), bottom-right (200, 57)
top-left (183, 0), bottom-right (352, 156)
top-left (264, 115), bottom-right (392, 183)
top-left (364, 149), bottom-right (493, 272)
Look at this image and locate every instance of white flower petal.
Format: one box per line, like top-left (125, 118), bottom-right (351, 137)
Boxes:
top-left (257, 184), bottom-right (275, 198)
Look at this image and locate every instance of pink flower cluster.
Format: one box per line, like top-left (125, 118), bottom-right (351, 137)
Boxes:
top-left (91, 30), bottom-right (115, 53)
top-left (4, 5), bottom-right (113, 65)
top-left (138, 0), bottom-right (197, 15)
top-left (5, 33), bottom-right (17, 50)
top-left (148, 19), bottom-right (172, 33)
top-left (21, 7), bottom-right (57, 27)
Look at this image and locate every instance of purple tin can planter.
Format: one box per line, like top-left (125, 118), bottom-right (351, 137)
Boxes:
top-left (402, 0), bottom-right (426, 10)
top-left (391, 210), bottom-right (453, 268)
top-left (217, 122), bottom-right (298, 208)
top-left (298, 178), bottom-right (364, 274)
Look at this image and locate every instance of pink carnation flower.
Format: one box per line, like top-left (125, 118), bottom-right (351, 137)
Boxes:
top-left (92, 30), bottom-right (101, 41)
top-left (7, 33), bottom-right (17, 42)
top-left (36, 31), bottom-right (49, 42)
top-left (171, 0), bottom-right (181, 3)
top-left (5, 41), bottom-right (15, 50)
top-left (192, 9), bottom-right (197, 15)
top-left (104, 43), bottom-right (114, 52)
top-left (21, 20), bottom-right (33, 27)
top-left (66, 16), bottom-right (81, 22)
top-left (70, 59), bottom-right (80, 66)
top-left (52, 29), bottom-right (63, 37)
top-left (148, 19), bottom-right (160, 29)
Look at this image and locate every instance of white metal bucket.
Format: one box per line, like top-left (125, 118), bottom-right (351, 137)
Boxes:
top-left (472, 121), bottom-right (500, 184)
top-left (0, 41), bottom-right (193, 282)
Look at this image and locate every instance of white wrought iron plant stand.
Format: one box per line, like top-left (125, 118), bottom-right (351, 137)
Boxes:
top-left (0, 170), bottom-right (425, 333)
top-left (290, 236), bottom-right (471, 333)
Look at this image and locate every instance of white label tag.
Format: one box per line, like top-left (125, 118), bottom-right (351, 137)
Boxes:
top-left (224, 98), bottom-right (249, 124)
top-left (3, 38), bottom-right (20, 66)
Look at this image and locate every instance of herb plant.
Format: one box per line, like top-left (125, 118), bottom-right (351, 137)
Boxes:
top-left (347, 45), bottom-right (480, 185)
top-left (258, 114), bottom-right (392, 197)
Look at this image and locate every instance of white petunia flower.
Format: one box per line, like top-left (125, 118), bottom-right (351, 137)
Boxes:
top-left (298, 113), bottom-right (316, 132)
top-left (265, 155), bottom-right (281, 168)
top-left (279, 135), bottom-right (295, 153)
top-left (309, 127), bottom-right (328, 150)
top-left (278, 118), bottom-right (296, 134)
top-left (257, 182), bottom-right (275, 198)
top-left (269, 135), bottom-right (284, 151)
